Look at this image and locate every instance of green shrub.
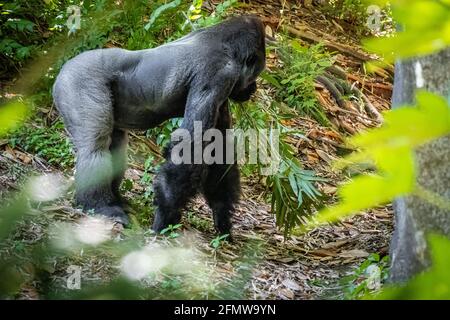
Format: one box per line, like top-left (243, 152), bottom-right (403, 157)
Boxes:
top-left (272, 41), bottom-right (333, 126)
top-left (9, 120), bottom-right (74, 169)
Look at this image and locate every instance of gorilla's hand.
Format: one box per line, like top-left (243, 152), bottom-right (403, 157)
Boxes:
top-left (229, 81), bottom-right (257, 102)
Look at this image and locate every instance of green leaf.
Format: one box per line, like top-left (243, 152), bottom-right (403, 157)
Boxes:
top-left (0, 101), bottom-right (28, 137)
top-left (288, 172), bottom-right (299, 197)
top-left (260, 71), bottom-right (282, 89)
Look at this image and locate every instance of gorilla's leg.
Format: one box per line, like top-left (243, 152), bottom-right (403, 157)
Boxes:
top-left (62, 81), bottom-right (129, 224)
top-left (152, 82), bottom-right (237, 233)
top-left (202, 102), bottom-right (240, 236)
top-left (203, 164), bottom-right (240, 236)
top-left (152, 161), bottom-right (201, 232)
top-left (110, 129), bottom-right (129, 205)
top-left (74, 146), bottom-right (128, 224)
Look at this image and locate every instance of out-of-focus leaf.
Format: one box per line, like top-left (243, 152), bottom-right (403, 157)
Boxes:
top-left (363, 0), bottom-right (450, 61)
top-left (0, 101), bottom-right (28, 137)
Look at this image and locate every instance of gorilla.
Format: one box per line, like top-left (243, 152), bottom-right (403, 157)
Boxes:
top-left (53, 16), bottom-right (266, 236)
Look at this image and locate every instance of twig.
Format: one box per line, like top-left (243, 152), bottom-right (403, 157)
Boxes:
top-left (360, 92), bottom-right (384, 123)
top-left (315, 136), bottom-right (352, 150)
top-left (129, 132), bottom-right (162, 158)
top-left (285, 26), bottom-right (374, 62)
top-left (332, 104), bottom-right (380, 124)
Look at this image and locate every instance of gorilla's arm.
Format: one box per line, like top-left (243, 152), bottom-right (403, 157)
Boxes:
top-left (181, 66), bottom-right (238, 131)
top-left (152, 67), bottom-right (237, 232)
top-left (229, 81), bottom-right (257, 102)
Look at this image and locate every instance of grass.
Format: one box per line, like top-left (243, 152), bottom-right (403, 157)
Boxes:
top-left (210, 234), bottom-right (230, 249)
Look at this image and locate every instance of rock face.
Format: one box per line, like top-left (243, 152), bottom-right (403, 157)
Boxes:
top-left (389, 48), bottom-right (450, 282)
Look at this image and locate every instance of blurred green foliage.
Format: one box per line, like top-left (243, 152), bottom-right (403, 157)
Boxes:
top-left (364, 0), bottom-right (450, 61)
top-left (306, 0), bottom-right (450, 300)
top-left (0, 178), bottom-right (265, 299)
top-left (0, 100), bottom-right (28, 136)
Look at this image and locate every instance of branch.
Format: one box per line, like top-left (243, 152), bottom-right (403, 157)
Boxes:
top-left (285, 26), bottom-right (374, 62)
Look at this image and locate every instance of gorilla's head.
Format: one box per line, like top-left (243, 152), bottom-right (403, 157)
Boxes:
top-left (233, 15), bottom-right (266, 82)
top-left (210, 15), bottom-right (266, 101)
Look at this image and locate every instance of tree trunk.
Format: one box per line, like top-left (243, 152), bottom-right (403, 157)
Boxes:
top-left (389, 48), bottom-right (450, 282)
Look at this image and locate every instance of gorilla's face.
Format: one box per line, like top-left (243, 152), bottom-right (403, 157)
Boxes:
top-left (229, 50), bottom-right (265, 102)
top-left (246, 50), bottom-right (266, 83)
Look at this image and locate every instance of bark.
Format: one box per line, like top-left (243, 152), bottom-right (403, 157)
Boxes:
top-left (389, 48), bottom-right (450, 282)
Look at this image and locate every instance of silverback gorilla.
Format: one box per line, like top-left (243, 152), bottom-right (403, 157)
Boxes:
top-left (53, 16), bottom-right (266, 236)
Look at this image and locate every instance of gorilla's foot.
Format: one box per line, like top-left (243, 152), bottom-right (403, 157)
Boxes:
top-left (95, 205), bottom-right (130, 225)
top-left (152, 208), bottom-right (181, 233)
top-left (114, 194), bottom-right (132, 212)
top-left (214, 214), bottom-right (232, 240)
top-left (223, 233), bottom-right (233, 243)
top-left (216, 228), bottom-right (233, 242)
